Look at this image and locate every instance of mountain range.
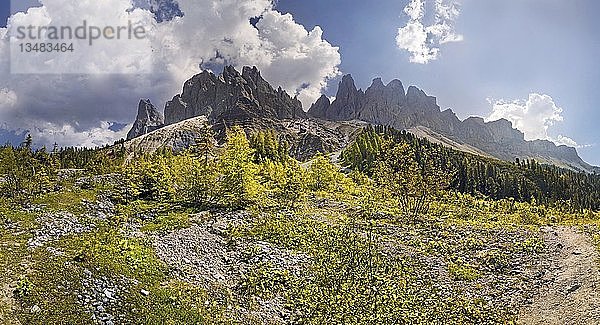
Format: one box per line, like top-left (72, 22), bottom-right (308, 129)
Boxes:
top-left (127, 66), bottom-right (599, 173)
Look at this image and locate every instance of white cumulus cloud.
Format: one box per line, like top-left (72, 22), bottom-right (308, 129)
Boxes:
top-left (554, 135), bottom-right (594, 149)
top-left (0, 0), bottom-right (341, 147)
top-left (0, 88), bottom-right (18, 110)
top-left (30, 121), bottom-right (132, 148)
top-left (554, 135), bottom-right (577, 147)
top-left (396, 0), bottom-right (463, 64)
top-left (486, 93), bottom-right (590, 149)
top-left (486, 93), bottom-right (563, 141)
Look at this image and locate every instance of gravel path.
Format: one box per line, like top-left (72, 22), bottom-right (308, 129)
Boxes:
top-left (518, 226), bottom-right (600, 324)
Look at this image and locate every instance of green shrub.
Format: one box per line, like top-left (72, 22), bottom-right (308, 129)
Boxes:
top-left (14, 276), bottom-right (34, 298)
top-left (449, 262), bottom-right (481, 281)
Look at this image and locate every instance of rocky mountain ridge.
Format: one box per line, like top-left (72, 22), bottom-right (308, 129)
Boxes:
top-left (124, 114), bottom-right (366, 162)
top-left (127, 66), bottom-right (598, 173)
top-left (164, 66), bottom-right (306, 125)
top-left (308, 74), bottom-right (597, 173)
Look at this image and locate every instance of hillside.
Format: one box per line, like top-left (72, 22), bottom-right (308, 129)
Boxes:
top-left (341, 126), bottom-right (600, 211)
top-left (1, 66), bottom-right (600, 324)
top-left (1, 127), bottom-right (600, 324)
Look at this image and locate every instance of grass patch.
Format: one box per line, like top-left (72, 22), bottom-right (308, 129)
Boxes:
top-left (141, 211), bottom-right (190, 233)
top-left (518, 236), bottom-right (545, 254)
top-left (124, 280), bottom-right (230, 325)
top-left (448, 262), bottom-right (481, 281)
top-left (13, 249), bottom-right (91, 324)
top-left (240, 263), bottom-right (291, 299)
top-left (31, 189), bottom-right (97, 214)
top-left (73, 229), bottom-right (165, 282)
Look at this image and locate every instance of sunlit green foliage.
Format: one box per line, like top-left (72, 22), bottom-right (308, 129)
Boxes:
top-left (2, 126), bottom-right (600, 324)
top-left (218, 127), bottom-right (261, 209)
top-left (249, 129), bottom-right (289, 163)
top-left (0, 146), bottom-right (55, 200)
top-left (342, 126), bottom-right (600, 212)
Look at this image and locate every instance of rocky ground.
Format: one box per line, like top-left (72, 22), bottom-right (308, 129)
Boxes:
top-left (76, 268), bottom-right (134, 325)
top-left (2, 190), bottom-right (600, 324)
top-left (370, 221), bottom-right (554, 321)
top-left (27, 211), bottom-right (95, 248)
top-left (152, 210), bottom-right (311, 324)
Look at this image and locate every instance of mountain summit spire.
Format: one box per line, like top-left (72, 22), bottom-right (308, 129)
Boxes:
top-left (127, 99), bottom-right (164, 140)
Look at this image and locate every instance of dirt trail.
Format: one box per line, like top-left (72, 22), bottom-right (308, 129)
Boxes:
top-left (0, 282), bottom-right (21, 325)
top-left (519, 226), bottom-right (600, 325)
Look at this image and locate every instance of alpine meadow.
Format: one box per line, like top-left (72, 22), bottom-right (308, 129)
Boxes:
top-left (1, 1), bottom-right (600, 324)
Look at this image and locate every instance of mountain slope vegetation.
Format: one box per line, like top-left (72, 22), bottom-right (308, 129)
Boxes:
top-left (1, 126), bottom-right (599, 324)
top-left (341, 126), bottom-right (600, 212)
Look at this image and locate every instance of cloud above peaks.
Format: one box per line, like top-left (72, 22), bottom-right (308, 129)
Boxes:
top-left (30, 121), bottom-right (132, 149)
top-left (396, 0), bottom-right (463, 64)
top-left (126, 0), bottom-right (341, 107)
top-left (0, 88), bottom-right (17, 110)
top-left (486, 93), bottom-right (562, 141)
top-left (554, 135), bottom-right (594, 149)
top-left (0, 0), bottom-right (341, 147)
top-left (554, 135), bottom-right (578, 147)
top-left (485, 93), bottom-right (590, 149)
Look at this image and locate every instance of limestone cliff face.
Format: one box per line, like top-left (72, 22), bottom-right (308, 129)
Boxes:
top-left (127, 66), bottom-right (357, 161)
top-left (126, 99), bottom-right (165, 140)
top-left (124, 116), bottom-right (211, 159)
top-left (459, 117), bottom-right (524, 146)
top-left (357, 78), bottom-right (406, 127)
top-left (308, 75), bottom-right (460, 133)
top-left (308, 74), bottom-right (363, 121)
top-left (126, 66), bottom-right (596, 172)
top-left (308, 75), bottom-right (597, 173)
top-left (308, 95), bottom-right (331, 119)
top-left (164, 66), bottom-right (306, 125)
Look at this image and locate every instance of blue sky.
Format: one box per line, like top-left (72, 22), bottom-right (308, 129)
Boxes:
top-left (275, 0), bottom-right (600, 164)
top-left (1, 0), bottom-right (599, 164)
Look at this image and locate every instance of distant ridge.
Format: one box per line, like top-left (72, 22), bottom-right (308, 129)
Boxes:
top-left (126, 66), bottom-right (598, 173)
top-left (308, 74), bottom-right (598, 173)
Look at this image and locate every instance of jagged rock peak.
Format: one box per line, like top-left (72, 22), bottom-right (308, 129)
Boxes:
top-left (316, 94), bottom-right (331, 105)
top-left (222, 65), bottom-right (242, 80)
top-left (370, 77), bottom-right (385, 89)
top-left (308, 95), bottom-right (331, 119)
top-left (387, 79), bottom-right (405, 89)
top-left (332, 74), bottom-right (360, 103)
top-left (441, 108), bottom-right (457, 116)
top-left (487, 118), bottom-right (515, 129)
top-left (164, 65), bottom-right (306, 125)
top-left (464, 116), bottom-right (486, 125)
top-left (242, 66), bottom-right (261, 80)
top-left (328, 74), bottom-right (363, 120)
top-left (338, 74), bottom-right (358, 95)
top-left (406, 85), bottom-right (426, 101)
top-left (127, 99), bottom-right (165, 140)
top-left (308, 75), bottom-right (359, 120)
top-left (309, 74), bottom-right (410, 122)
top-left (406, 85), bottom-right (439, 111)
top-left (305, 71), bottom-right (596, 173)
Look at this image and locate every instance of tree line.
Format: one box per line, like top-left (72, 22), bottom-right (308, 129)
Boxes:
top-left (341, 125), bottom-right (600, 212)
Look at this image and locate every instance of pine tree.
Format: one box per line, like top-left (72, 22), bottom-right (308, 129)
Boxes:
top-left (23, 134), bottom-right (33, 149)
